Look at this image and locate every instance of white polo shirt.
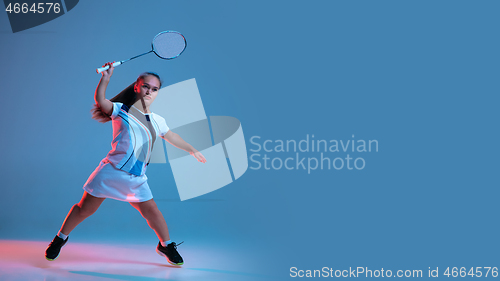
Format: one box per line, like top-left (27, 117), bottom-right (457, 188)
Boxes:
top-left (105, 102), bottom-right (169, 176)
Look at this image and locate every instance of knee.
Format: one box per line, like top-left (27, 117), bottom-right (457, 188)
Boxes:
top-left (142, 207), bottom-right (162, 221)
top-left (75, 203), bottom-right (98, 218)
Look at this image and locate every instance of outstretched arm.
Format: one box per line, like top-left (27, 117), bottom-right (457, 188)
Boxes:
top-left (163, 130), bottom-right (207, 163)
top-left (94, 62), bottom-right (114, 116)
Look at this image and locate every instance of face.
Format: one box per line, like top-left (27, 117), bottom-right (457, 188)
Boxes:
top-left (134, 75), bottom-right (161, 108)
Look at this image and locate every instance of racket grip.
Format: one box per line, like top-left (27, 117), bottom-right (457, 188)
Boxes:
top-left (96, 61), bottom-right (122, 73)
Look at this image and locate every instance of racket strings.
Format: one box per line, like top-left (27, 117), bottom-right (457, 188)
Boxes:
top-left (153, 32), bottom-right (186, 59)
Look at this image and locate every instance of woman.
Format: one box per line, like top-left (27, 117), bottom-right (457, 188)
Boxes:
top-left (45, 62), bottom-right (206, 265)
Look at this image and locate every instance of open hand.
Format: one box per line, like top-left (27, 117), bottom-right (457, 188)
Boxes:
top-left (190, 150), bottom-right (207, 163)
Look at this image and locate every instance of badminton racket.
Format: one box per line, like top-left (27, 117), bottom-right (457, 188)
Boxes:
top-left (96, 31), bottom-right (187, 73)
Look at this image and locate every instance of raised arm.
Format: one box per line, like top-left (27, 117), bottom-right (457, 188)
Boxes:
top-left (163, 130), bottom-right (207, 163)
top-left (94, 62), bottom-right (114, 116)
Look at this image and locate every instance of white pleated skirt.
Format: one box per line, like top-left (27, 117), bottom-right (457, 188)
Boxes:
top-left (83, 158), bottom-right (153, 202)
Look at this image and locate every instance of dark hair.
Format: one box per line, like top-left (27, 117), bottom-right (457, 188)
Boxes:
top-left (91, 72), bottom-right (162, 123)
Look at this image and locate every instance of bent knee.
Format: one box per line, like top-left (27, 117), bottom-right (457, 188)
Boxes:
top-left (75, 203), bottom-right (99, 217)
top-left (141, 208), bottom-right (163, 221)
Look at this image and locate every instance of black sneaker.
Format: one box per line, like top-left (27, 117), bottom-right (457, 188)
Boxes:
top-left (156, 241), bottom-right (184, 265)
top-left (45, 235), bottom-right (68, 261)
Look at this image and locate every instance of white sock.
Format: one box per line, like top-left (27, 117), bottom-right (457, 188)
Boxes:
top-left (160, 240), bottom-right (171, 247)
top-left (57, 231), bottom-right (68, 240)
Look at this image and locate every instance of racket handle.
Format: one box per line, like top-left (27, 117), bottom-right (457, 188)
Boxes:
top-left (96, 61), bottom-right (122, 73)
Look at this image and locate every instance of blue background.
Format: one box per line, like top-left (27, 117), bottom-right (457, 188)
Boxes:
top-left (0, 0), bottom-right (499, 280)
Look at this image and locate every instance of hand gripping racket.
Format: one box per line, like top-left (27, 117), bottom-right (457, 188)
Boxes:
top-left (96, 31), bottom-right (187, 73)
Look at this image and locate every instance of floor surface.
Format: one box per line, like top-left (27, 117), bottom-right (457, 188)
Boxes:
top-left (0, 240), bottom-right (271, 281)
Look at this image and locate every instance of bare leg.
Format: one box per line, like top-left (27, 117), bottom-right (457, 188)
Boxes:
top-left (59, 191), bottom-right (105, 235)
top-left (130, 199), bottom-right (170, 242)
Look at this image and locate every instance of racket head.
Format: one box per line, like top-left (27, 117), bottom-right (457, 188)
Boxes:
top-left (152, 31), bottom-right (187, 60)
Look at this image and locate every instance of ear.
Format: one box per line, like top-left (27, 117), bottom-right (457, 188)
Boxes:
top-left (133, 82), bottom-right (139, 93)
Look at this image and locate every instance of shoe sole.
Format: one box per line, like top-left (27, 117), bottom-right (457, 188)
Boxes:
top-left (156, 248), bottom-right (184, 265)
top-left (45, 250), bottom-right (60, 261)
top-left (45, 251), bottom-right (61, 261)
